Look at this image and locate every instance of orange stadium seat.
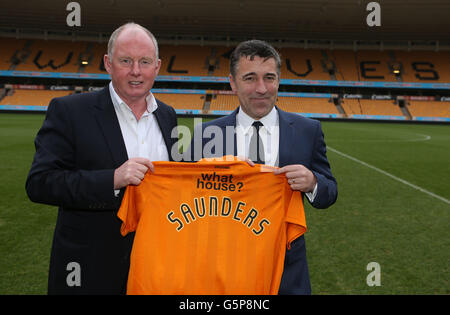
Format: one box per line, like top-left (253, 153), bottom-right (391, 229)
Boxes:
top-left (327, 49), bottom-right (450, 83)
top-left (213, 46), bottom-right (337, 80)
top-left (341, 99), bottom-right (403, 116)
top-left (355, 50), bottom-right (396, 82)
top-left (1, 37), bottom-right (449, 84)
top-left (209, 95), bottom-right (339, 114)
top-left (394, 51), bottom-right (450, 83)
top-left (327, 49), bottom-right (359, 81)
top-left (158, 45), bottom-right (212, 77)
top-left (0, 89), bottom-right (73, 106)
top-left (211, 46), bottom-right (235, 77)
top-left (0, 38), bottom-right (106, 74)
top-left (153, 93), bottom-right (205, 110)
top-left (209, 94), bottom-right (239, 111)
top-left (276, 97), bottom-right (338, 114)
top-left (12, 40), bottom-right (87, 73)
top-left (278, 48), bottom-right (331, 80)
top-left (340, 98), bottom-right (363, 115)
top-left (0, 38), bottom-right (30, 70)
top-left (408, 101), bottom-right (450, 118)
top-left (81, 42), bottom-right (109, 74)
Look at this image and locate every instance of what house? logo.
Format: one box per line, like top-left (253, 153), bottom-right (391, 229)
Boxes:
top-left (197, 172), bottom-right (244, 192)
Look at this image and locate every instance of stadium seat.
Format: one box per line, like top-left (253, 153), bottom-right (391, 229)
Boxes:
top-left (158, 45), bottom-right (212, 77)
top-left (355, 50), bottom-right (396, 81)
top-left (276, 97), bottom-right (339, 114)
top-left (209, 46), bottom-right (235, 77)
top-left (0, 89), bottom-right (73, 106)
top-left (12, 40), bottom-right (86, 73)
top-left (81, 42), bottom-right (109, 74)
top-left (1, 37), bottom-right (449, 85)
top-left (394, 51), bottom-right (450, 83)
top-left (209, 94), bottom-right (239, 111)
top-left (0, 38), bottom-right (30, 70)
top-left (153, 93), bottom-right (205, 110)
top-left (341, 99), bottom-right (404, 116)
top-left (408, 100), bottom-right (450, 118)
top-left (325, 50), bottom-right (357, 82)
top-left (278, 48), bottom-right (331, 80)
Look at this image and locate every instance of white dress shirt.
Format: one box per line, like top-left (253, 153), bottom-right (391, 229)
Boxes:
top-left (236, 106), bottom-right (317, 202)
top-left (109, 82), bottom-right (169, 196)
top-left (236, 106), bottom-right (279, 167)
top-left (109, 82), bottom-right (169, 162)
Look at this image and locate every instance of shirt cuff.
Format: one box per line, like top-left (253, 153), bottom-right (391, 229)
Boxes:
top-left (305, 182), bottom-right (318, 202)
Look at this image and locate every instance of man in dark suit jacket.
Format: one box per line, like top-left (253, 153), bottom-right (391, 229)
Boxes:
top-left (189, 40), bottom-right (337, 294)
top-left (25, 23), bottom-right (178, 294)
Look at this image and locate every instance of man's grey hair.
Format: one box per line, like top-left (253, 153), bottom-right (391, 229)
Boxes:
top-left (107, 22), bottom-right (159, 60)
top-left (230, 39), bottom-right (281, 78)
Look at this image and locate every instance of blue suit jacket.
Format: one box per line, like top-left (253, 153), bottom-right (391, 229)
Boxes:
top-left (26, 87), bottom-right (178, 294)
top-left (189, 106), bottom-right (337, 294)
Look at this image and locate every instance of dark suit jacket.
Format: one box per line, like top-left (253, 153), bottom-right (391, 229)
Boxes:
top-left (25, 86), bottom-right (178, 294)
top-left (189, 106), bottom-right (337, 294)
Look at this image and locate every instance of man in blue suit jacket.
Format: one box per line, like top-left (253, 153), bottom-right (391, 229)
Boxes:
top-left (26, 23), bottom-right (178, 294)
top-left (189, 40), bottom-right (337, 294)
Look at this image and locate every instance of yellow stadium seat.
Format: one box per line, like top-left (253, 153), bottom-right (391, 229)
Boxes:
top-left (277, 97), bottom-right (338, 114)
top-left (0, 89), bottom-right (73, 106)
top-left (341, 99), bottom-right (403, 116)
top-left (408, 101), bottom-right (450, 118)
top-left (153, 93), bottom-right (205, 110)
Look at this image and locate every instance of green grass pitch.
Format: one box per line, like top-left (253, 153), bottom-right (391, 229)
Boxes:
top-left (0, 113), bottom-right (448, 294)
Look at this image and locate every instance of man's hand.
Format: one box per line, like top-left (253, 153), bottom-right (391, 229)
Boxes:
top-left (114, 158), bottom-right (154, 189)
top-left (274, 164), bottom-right (317, 192)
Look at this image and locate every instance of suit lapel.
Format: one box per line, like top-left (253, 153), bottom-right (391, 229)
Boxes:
top-left (220, 108), bottom-right (239, 156)
top-left (277, 107), bottom-right (295, 167)
top-left (93, 87), bottom-right (129, 167)
top-left (153, 101), bottom-right (176, 159)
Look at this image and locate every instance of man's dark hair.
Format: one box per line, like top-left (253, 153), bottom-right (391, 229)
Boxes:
top-left (229, 39), bottom-right (281, 78)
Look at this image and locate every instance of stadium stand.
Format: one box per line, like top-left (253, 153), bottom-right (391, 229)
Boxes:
top-left (0, 89), bottom-right (72, 106)
top-left (278, 48), bottom-right (331, 80)
top-left (158, 45), bottom-right (213, 77)
top-left (394, 51), bottom-right (450, 83)
top-left (327, 49), bottom-right (360, 82)
top-left (0, 37), bottom-right (448, 121)
top-left (355, 50), bottom-right (396, 82)
top-left (13, 40), bottom-right (86, 73)
top-left (408, 100), bottom-right (450, 118)
top-left (0, 38), bottom-right (29, 70)
top-left (209, 46), bottom-right (235, 77)
top-left (80, 42), bottom-right (109, 74)
top-left (209, 94), bottom-right (239, 111)
top-left (2, 39), bottom-right (449, 83)
top-left (276, 97), bottom-right (339, 114)
top-left (0, 38), bottom-right (450, 82)
top-left (341, 99), bottom-right (404, 117)
top-left (153, 93), bottom-right (205, 110)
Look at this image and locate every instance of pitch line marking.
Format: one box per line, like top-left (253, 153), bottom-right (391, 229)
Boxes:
top-left (327, 146), bottom-right (450, 205)
top-left (327, 133), bottom-right (431, 143)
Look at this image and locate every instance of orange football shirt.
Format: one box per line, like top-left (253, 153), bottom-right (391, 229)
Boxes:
top-left (118, 157), bottom-right (307, 295)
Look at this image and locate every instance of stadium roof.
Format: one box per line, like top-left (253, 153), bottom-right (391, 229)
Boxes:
top-left (0, 0), bottom-right (449, 47)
